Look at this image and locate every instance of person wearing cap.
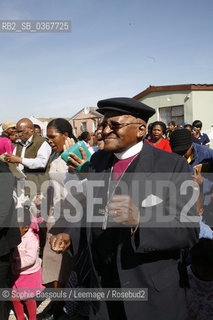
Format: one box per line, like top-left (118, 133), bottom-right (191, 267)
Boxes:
top-left (51, 98), bottom-right (199, 320)
top-left (170, 129), bottom-right (213, 173)
top-left (0, 120), bottom-right (16, 155)
top-left (170, 128), bottom-right (213, 226)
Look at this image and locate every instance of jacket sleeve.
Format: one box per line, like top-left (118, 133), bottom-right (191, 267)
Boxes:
top-left (16, 234), bottom-right (39, 271)
top-left (4, 139), bottom-right (14, 155)
top-left (0, 161), bottom-right (15, 231)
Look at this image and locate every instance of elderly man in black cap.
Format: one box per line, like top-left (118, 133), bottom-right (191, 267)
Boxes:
top-left (51, 98), bottom-right (199, 320)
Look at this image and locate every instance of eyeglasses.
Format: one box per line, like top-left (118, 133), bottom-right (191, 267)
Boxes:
top-left (101, 121), bottom-right (144, 131)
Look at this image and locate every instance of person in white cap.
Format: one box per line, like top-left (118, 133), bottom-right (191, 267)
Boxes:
top-left (0, 120), bottom-right (16, 155)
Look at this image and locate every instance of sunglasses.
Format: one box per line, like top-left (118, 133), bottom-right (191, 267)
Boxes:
top-left (101, 121), bottom-right (144, 131)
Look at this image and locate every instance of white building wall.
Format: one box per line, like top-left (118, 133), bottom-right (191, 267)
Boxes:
top-left (29, 116), bottom-right (48, 136)
top-left (138, 89), bottom-right (213, 146)
top-left (191, 91), bottom-right (213, 135)
top-left (138, 90), bottom-right (192, 124)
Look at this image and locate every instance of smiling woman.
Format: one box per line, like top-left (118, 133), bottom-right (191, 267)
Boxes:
top-left (146, 121), bottom-right (172, 152)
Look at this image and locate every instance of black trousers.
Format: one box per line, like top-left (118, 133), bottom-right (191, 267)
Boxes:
top-left (0, 254), bottom-right (11, 320)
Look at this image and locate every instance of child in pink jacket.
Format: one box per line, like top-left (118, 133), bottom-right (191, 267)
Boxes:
top-left (11, 207), bottom-right (45, 320)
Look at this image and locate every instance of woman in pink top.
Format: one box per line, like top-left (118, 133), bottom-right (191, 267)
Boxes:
top-left (146, 121), bottom-right (172, 152)
top-left (11, 207), bottom-right (45, 320)
top-left (0, 121), bottom-right (16, 154)
top-left (0, 135), bottom-right (15, 155)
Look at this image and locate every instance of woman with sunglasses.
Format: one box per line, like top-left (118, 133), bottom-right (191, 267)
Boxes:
top-left (146, 121), bottom-right (172, 152)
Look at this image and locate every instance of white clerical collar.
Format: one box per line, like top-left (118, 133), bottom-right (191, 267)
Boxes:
top-left (21, 135), bottom-right (33, 147)
top-left (114, 141), bottom-right (143, 160)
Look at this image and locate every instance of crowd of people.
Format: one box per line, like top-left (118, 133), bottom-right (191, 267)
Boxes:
top-left (0, 99), bottom-right (212, 320)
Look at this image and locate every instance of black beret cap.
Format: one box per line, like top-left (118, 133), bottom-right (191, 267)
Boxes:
top-left (170, 129), bottom-right (193, 154)
top-left (97, 97), bottom-right (156, 123)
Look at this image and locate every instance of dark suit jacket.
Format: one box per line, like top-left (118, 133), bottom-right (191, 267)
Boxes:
top-left (0, 160), bottom-right (20, 257)
top-left (82, 141), bottom-right (199, 320)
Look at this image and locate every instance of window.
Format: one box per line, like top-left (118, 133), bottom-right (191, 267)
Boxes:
top-left (93, 119), bottom-right (98, 132)
top-left (159, 105), bottom-right (184, 126)
top-left (73, 127), bottom-right (77, 137)
top-left (81, 122), bottom-right (87, 132)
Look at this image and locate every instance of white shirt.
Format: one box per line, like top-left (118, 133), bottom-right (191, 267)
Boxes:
top-left (114, 141), bottom-right (143, 159)
top-left (13, 135), bottom-right (52, 171)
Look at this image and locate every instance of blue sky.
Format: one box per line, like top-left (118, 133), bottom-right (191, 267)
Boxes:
top-left (0, 0), bottom-right (213, 121)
